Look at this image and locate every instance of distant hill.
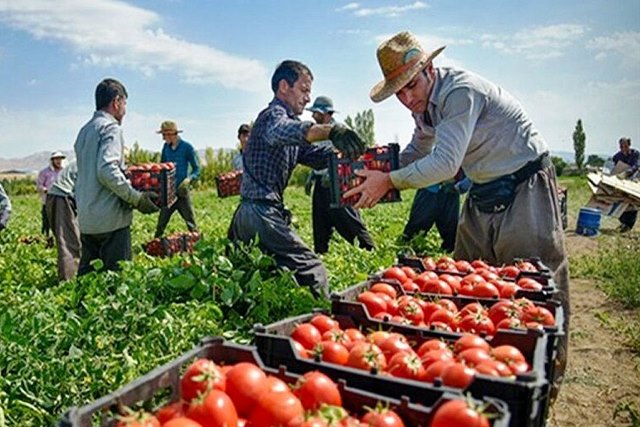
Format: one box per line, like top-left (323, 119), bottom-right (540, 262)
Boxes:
top-left (0, 150), bottom-right (75, 174)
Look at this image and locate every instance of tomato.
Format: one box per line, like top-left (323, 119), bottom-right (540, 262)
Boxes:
top-left (521, 306), bottom-right (555, 326)
top-left (419, 279), bottom-right (453, 295)
top-left (428, 308), bottom-right (458, 330)
top-left (488, 300), bottom-right (520, 326)
top-left (477, 269), bottom-right (499, 282)
top-left (116, 412), bottom-right (160, 427)
top-left (492, 345), bottom-right (526, 365)
top-left (499, 281), bottom-right (520, 298)
top-left (416, 339), bottom-right (448, 357)
top-left (436, 299), bottom-right (458, 313)
top-left (470, 259), bottom-right (490, 270)
top-left (163, 418), bottom-right (203, 427)
top-left (378, 334), bottom-right (412, 362)
top-left (357, 291), bottom-right (388, 317)
top-left (457, 313), bottom-right (496, 336)
top-left (475, 359), bottom-right (513, 378)
top-left (316, 340), bottom-right (349, 365)
top-left (469, 282), bottom-right (500, 299)
top-left (347, 342), bottom-right (387, 372)
top-left (310, 314), bottom-right (340, 334)
top-left (375, 292), bottom-right (399, 316)
top-left (456, 347), bottom-right (491, 367)
top-left (438, 274), bottom-right (461, 293)
top-left (248, 390), bottom-right (304, 427)
top-left (424, 359), bottom-right (455, 382)
top-left (224, 362), bottom-right (267, 417)
top-left (293, 371), bottom-right (341, 411)
top-left (186, 389), bottom-right (238, 427)
top-left (397, 298), bottom-right (424, 325)
top-left (500, 265), bottom-right (521, 279)
top-left (400, 280), bottom-right (420, 293)
top-left (496, 317), bottom-right (524, 330)
top-left (155, 402), bottom-right (185, 425)
top-left (344, 328), bottom-right (366, 345)
top-left (263, 375), bottom-right (290, 393)
top-left (430, 399), bottom-right (490, 427)
top-left (517, 277), bottom-right (544, 291)
top-left (367, 330), bottom-right (391, 348)
top-left (422, 256), bottom-right (437, 270)
top-left (292, 340), bottom-right (310, 358)
top-left (508, 360), bottom-right (531, 375)
top-left (369, 282), bottom-right (397, 299)
top-left (454, 260), bottom-right (473, 274)
top-left (441, 362), bottom-right (476, 389)
top-left (401, 266), bottom-right (418, 280)
top-left (429, 321), bottom-right (454, 332)
top-left (180, 359), bottom-right (226, 402)
top-left (459, 303), bottom-right (488, 318)
top-left (291, 323), bottom-right (322, 350)
top-left (382, 266), bottom-right (408, 283)
top-left (361, 407), bottom-right (405, 427)
top-left (452, 334), bottom-right (490, 354)
top-left (322, 329), bottom-right (352, 347)
top-left (517, 260), bottom-right (538, 272)
top-left (419, 348), bottom-right (454, 370)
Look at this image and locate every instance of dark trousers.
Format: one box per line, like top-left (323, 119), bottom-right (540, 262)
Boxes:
top-left (41, 204), bottom-right (51, 236)
top-left (78, 226), bottom-right (132, 276)
top-left (46, 194), bottom-right (81, 281)
top-left (403, 187), bottom-right (460, 252)
top-left (312, 182), bottom-right (375, 254)
top-left (228, 200), bottom-right (329, 299)
top-left (154, 192), bottom-right (197, 238)
top-left (619, 210), bottom-right (638, 229)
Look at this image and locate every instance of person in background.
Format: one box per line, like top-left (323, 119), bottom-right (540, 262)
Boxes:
top-left (613, 137), bottom-right (638, 232)
top-left (154, 120), bottom-right (200, 238)
top-left (232, 124), bottom-right (251, 171)
top-left (36, 151), bottom-right (65, 237)
top-left (402, 170), bottom-right (471, 252)
top-left (0, 183), bottom-right (11, 232)
top-left (75, 78), bottom-right (159, 275)
top-left (228, 60), bottom-right (365, 298)
top-left (46, 160), bottom-right (80, 281)
top-left (344, 32), bottom-right (569, 397)
top-left (305, 96), bottom-right (375, 254)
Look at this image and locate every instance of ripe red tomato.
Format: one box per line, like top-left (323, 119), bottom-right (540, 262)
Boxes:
top-left (316, 340), bottom-right (349, 365)
top-left (293, 371), bottom-right (341, 411)
top-left (375, 292), bottom-right (399, 316)
top-left (428, 308), bottom-right (458, 330)
top-left (457, 313), bottom-right (496, 336)
top-left (357, 291), bottom-right (388, 317)
top-left (248, 390), bottom-right (304, 427)
top-left (416, 339), bottom-right (449, 357)
top-left (452, 334), bottom-right (490, 354)
top-left (492, 345), bottom-right (527, 365)
top-left (369, 282), bottom-right (398, 299)
top-left (382, 266), bottom-right (408, 283)
top-left (453, 259), bottom-right (473, 273)
top-left (400, 280), bottom-right (420, 293)
top-left (116, 412), bottom-right (160, 427)
top-left (430, 399), bottom-right (490, 427)
top-left (162, 418), bottom-right (203, 427)
top-left (291, 323), bottom-right (322, 350)
top-left (488, 300), bottom-right (521, 326)
top-left (180, 359), bottom-right (226, 402)
top-left (185, 389), bottom-right (238, 427)
top-left (292, 340), bottom-right (310, 358)
top-left (378, 333), bottom-right (412, 362)
top-left (344, 328), bottom-right (366, 344)
top-left (500, 265), bottom-right (521, 279)
top-left (401, 266), bottom-right (418, 280)
top-left (517, 277), bottom-right (544, 291)
top-left (263, 375), bottom-right (289, 393)
top-left (155, 402), bottom-right (185, 425)
top-left (224, 362), bottom-right (268, 417)
top-left (361, 407), bottom-right (405, 427)
top-left (424, 359), bottom-right (455, 383)
top-left (470, 259), bottom-right (490, 270)
top-left (499, 281), bottom-right (519, 298)
top-left (469, 282), bottom-right (500, 299)
top-left (459, 303), bottom-right (488, 318)
top-left (422, 256), bottom-right (436, 271)
top-left (441, 362), bottom-right (476, 389)
top-left (456, 347), bottom-right (492, 367)
top-left (521, 306), bottom-right (555, 326)
top-left (420, 279), bottom-right (453, 295)
top-left (310, 314), bottom-right (340, 334)
top-left (419, 348), bottom-right (454, 370)
top-left (397, 298), bottom-right (424, 325)
top-left (347, 342), bottom-right (387, 372)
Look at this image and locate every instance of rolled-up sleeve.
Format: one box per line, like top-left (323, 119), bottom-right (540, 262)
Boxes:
top-left (390, 87), bottom-right (485, 190)
top-left (96, 122), bottom-right (141, 206)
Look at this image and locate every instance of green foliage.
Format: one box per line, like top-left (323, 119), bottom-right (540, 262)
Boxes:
top-left (586, 154), bottom-right (606, 167)
top-left (551, 156), bottom-right (567, 176)
top-left (573, 119), bottom-right (586, 170)
top-left (198, 147), bottom-right (234, 189)
top-left (344, 109), bottom-right (375, 147)
top-left (127, 141), bottom-right (160, 165)
top-left (0, 177), bottom-right (37, 196)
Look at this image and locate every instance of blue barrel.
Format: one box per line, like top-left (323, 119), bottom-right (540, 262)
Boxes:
top-left (576, 207), bottom-right (601, 236)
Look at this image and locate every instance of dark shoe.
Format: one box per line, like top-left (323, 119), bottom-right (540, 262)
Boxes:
top-left (619, 224), bottom-right (632, 233)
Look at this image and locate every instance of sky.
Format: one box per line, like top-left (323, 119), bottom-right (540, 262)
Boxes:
top-left (0, 0), bottom-right (639, 160)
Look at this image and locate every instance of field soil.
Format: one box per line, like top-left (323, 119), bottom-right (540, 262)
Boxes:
top-left (550, 231), bottom-right (640, 427)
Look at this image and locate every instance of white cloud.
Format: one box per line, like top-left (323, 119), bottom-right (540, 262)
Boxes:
top-left (0, 0), bottom-right (268, 91)
top-left (587, 31), bottom-right (640, 68)
top-left (337, 1), bottom-right (428, 17)
top-left (481, 24), bottom-right (587, 60)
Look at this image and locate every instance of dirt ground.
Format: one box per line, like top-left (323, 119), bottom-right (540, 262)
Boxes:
top-left (549, 231), bottom-right (640, 427)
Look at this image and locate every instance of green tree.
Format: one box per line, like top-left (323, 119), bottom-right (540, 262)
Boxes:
top-left (586, 154), bottom-right (606, 167)
top-left (344, 109), bottom-right (375, 147)
top-left (551, 156), bottom-right (567, 176)
top-left (199, 147), bottom-right (234, 188)
top-left (573, 119), bottom-right (586, 170)
top-left (127, 141), bottom-right (160, 165)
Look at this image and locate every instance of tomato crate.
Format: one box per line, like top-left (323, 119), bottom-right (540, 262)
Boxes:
top-left (215, 170), bottom-right (243, 198)
top-left (328, 143), bottom-right (401, 208)
top-left (127, 162), bottom-right (177, 208)
top-left (254, 310), bottom-right (548, 427)
top-left (143, 231), bottom-right (201, 257)
top-left (57, 336), bottom-right (511, 427)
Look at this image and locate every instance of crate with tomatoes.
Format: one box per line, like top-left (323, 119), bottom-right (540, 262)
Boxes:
top-left (215, 170), bottom-right (243, 198)
top-left (254, 310), bottom-right (549, 427)
top-left (144, 231), bottom-right (201, 257)
top-left (58, 336), bottom-right (511, 427)
top-left (328, 144), bottom-right (402, 208)
top-left (127, 162), bottom-right (178, 207)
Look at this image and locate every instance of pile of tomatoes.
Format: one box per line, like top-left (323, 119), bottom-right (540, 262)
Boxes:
top-left (116, 356), bottom-right (494, 427)
top-left (289, 314), bottom-right (531, 389)
top-left (415, 256), bottom-right (545, 278)
top-left (127, 162), bottom-right (176, 206)
top-left (144, 231), bottom-right (201, 257)
top-left (216, 170), bottom-right (243, 197)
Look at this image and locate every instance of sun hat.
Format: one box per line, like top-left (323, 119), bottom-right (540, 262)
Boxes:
top-left (306, 96), bottom-right (337, 114)
top-left (50, 151), bottom-right (66, 159)
top-left (237, 123), bottom-right (251, 137)
top-left (370, 31), bottom-right (445, 103)
top-left (156, 120), bottom-right (183, 134)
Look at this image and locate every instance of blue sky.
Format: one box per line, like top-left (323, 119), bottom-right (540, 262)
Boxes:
top-left (0, 0), bottom-right (638, 160)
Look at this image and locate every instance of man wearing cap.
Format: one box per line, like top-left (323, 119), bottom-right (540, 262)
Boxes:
top-left (154, 120), bottom-right (200, 238)
top-left (0, 183), bottom-right (11, 232)
top-left (36, 151), bottom-right (65, 237)
top-left (46, 160), bottom-right (80, 281)
top-left (612, 137), bottom-right (638, 232)
top-left (305, 96), bottom-right (375, 254)
top-left (75, 78), bottom-right (159, 275)
top-left (227, 60), bottom-right (366, 298)
top-left (345, 31), bottom-right (569, 396)
top-left (233, 124), bottom-right (251, 171)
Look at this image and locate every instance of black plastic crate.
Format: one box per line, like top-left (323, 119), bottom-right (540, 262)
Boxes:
top-left (127, 163), bottom-right (177, 208)
top-left (328, 144), bottom-right (401, 208)
top-left (57, 336), bottom-right (510, 427)
top-left (143, 231), bottom-right (201, 257)
top-left (255, 309), bottom-right (549, 427)
top-left (215, 170), bottom-right (243, 198)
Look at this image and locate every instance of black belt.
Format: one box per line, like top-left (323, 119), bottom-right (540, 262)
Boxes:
top-left (512, 152), bottom-right (551, 185)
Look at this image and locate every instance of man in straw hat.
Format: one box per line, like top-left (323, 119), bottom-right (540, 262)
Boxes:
top-left (344, 31), bottom-right (569, 397)
top-left (75, 78), bottom-right (159, 275)
top-left (228, 60), bottom-right (366, 298)
top-left (36, 151), bottom-right (66, 238)
top-left (154, 120), bottom-right (200, 238)
top-left (304, 95), bottom-right (375, 254)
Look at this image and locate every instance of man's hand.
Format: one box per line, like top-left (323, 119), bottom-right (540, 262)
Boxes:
top-left (343, 169), bottom-right (395, 209)
top-left (178, 178), bottom-right (191, 198)
top-left (137, 191), bottom-right (160, 214)
top-left (329, 125), bottom-right (366, 160)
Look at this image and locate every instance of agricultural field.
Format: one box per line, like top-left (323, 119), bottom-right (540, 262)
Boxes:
top-left (0, 175), bottom-right (639, 426)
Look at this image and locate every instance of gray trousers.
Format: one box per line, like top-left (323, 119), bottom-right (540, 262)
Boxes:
top-left (154, 192), bottom-right (197, 238)
top-left (455, 165), bottom-right (569, 396)
top-left (228, 200), bottom-right (329, 299)
top-left (78, 226), bottom-right (132, 276)
top-left (46, 194), bottom-right (81, 281)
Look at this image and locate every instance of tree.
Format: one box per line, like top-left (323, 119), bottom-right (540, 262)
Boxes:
top-left (572, 119), bottom-right (586, 170)
top-left (551, 156), bottom-right (567, 176)
top-left (344, 109), bottom-right (375, 147)
top-left (127, 141), bottom-right (160, 165)
top-left (586, 154), bottom-right (606, 167)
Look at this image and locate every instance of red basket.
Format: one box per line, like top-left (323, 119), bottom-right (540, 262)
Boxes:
top-left (127, 162), bottom-right (177, 207)
top-left (215, 170), bottom-right (243, 198)
top-left (144, 231), bottom-right (201, 257)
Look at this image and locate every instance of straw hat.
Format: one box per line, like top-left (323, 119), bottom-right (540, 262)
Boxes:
top-left (370, 31), bottom-right (445, 103)
top-left (156, 120), bottom-right (183, 134)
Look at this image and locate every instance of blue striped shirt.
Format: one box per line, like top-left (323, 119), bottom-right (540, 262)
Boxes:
top-left (161, 139), bottom-right (201, 187)
top-left (241, 98), bottom-right (333, 203)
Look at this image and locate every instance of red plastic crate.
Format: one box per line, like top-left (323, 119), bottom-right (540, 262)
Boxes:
top-left (143, 231), bottom-right (201, 257)
top-left (328, 144), bottom-right (401, 208)
top-left (215, 170), bottom-right (243, 197)
top-left (127, 162), bottom-right (177, 208)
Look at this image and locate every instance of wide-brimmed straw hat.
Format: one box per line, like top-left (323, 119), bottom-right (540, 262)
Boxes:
top-left (156, 120), bottom-right (183, 134)
top-left (370, 31), bottom-right (445, 103)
